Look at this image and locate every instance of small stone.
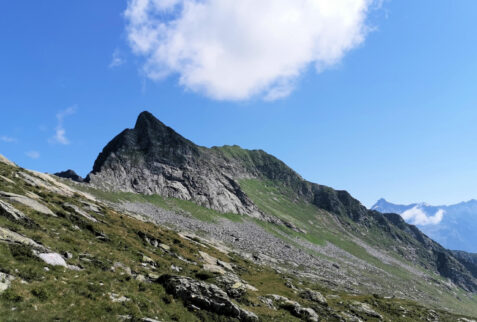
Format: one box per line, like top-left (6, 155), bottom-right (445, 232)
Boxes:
top-left (142, 255), bottom-right (155, 265)
top-left (217, 260), bottom-right (233, 271)
top-left (0, 272), bottom-right (15, 294)
top-left (171, 265), bottom-right (182, 272)
top-left (136, 274), bottom-right (146, 282)
top-left (159, 244), bottom-right (170, 251)
top-left (109, 293), bottom-right (130, 303)
top-left (38, 253), bottom-right (67, 267)
top-left (203, 264), bottom-right (225, 275)
top-left (148, 272), bottom-right (160, 280)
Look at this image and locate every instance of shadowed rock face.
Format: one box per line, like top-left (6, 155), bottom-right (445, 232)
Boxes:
top-left (54, 170), bottom-right (84, 183)
top-left (87, 111), bottom-right (262, 216)
top-left (87, 111), bottom-right (477, 292)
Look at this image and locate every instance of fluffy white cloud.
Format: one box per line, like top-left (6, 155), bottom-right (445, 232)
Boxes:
top-left (49, 106), bottom-right (76, 145)
top-left (401, 206), bottom-right (444, 226)
top-left (124, 0), bottom-right (378, 100)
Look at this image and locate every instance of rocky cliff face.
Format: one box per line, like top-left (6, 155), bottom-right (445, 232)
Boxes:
top-left (87, 111), bottom-right (477, 292)
top-left (87, 112), bottom-right (265, 216)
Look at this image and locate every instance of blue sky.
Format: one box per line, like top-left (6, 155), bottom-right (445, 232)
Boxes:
top-left (1, 1), bottom-right (477, 208)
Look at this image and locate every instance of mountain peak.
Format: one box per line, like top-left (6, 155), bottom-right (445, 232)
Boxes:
top-left (54, 169), bottom-right (84, 183)
top-left (134, 110), bottom-right (167, 130)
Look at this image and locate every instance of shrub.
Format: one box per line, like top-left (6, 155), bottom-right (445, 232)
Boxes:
top-left (9, 244), bottom-right (36, 261)
top-left (1, 289), bottom-right (23, 302)
top-left (31, 287), bottom-right (50, 301)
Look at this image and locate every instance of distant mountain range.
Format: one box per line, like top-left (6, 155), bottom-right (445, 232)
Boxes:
top-left (372, 198), bottom-right (477, 252)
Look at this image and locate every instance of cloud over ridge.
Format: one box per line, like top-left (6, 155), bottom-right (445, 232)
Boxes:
top-left (401, 206), bottom-right (445, 226)
top-left (125, 0), bottom-right (378, 100)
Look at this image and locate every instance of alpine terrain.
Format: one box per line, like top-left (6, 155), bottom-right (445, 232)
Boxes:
top-left (0, 111), bottom-right (476, 321)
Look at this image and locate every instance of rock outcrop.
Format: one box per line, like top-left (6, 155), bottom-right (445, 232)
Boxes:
top-left (0, 191), bottom-right (55, 216)
top-left (266, 294), bottom-right (320, 322)
top-left (0, 199), bottom-right (29, 222)
top-left (0, 154), bottom-right (16, 167)
top-left (0, 272), bottom-right (15, 294)
top-left (0, 227), bottom-right (46, 251)
top-left (87, 111), bottom-right (290, 217)
top-left (158, 274), bottom-right (258, 321)
top-left (54, 170), bottom-right (84, 183)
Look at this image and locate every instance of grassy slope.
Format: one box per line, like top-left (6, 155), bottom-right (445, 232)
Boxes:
top-left (0, 162), bottom-right (475, 321)
top-left (238, 178), bottom-right (477, 317)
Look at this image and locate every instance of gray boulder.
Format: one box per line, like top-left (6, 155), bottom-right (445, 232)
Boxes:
top-left (158, 274), bottom-right (258, 321)
top-left (300, 288), bottom-right (328, 306)
top-left (0, 199), bottom-right (29, 222)
top-left (349, 301), bottom-right (383, 320)
top-left (0, 272), bottom-right (15, 293)
top-left (0, 191), bottom-right (55, 216)
top-left (267, 294), bottom-right (319, 322)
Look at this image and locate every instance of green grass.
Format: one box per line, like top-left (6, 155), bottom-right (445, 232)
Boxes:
top-left (238, 178), bottom-right (477, 317)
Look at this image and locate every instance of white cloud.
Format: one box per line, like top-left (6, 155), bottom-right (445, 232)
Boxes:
top-left (0, 136), bottom-right (17, 143)
top-left (26, 151), bottom-right (40, 159)
top-left (49, 106), bottom-right (76, 145)
top-left (124, 0), bottom-right (379, 100)
top-left (109, 49), bottom-right (126, 68)
top-left (401, 206), bottom-right (444, 226)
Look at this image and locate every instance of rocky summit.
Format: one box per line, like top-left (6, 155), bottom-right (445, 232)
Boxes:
top-left (87, 111), bottom-right (263, 217)
top-left (1, 112), bottom-right (477, 321)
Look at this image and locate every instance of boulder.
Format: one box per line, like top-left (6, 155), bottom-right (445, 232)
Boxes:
top-left (158, 275), bottom-right (258, 321)
top-left (0, 272), bottom-right (15, 293)
top-left (0, 191), bottom-right (55, 216)
top-left (0, 200), bottom-right (29, 222)
top-left (0, 227), bottom-right (46, 250)
top-left (217, 260), bottom-right (233, 271)
top-left (349, 301), bottom-right (383, 320)
top-left (63, 203), bottom-right (97, 222)
top-left (215, 272), bottom-right (256, 299)
top-left (199, 251), bottom-right (218, 265)
top-left (267, 294), bottom-right (319, 322)
top-left (300, 288), bottom-right (328, 306)
top-left (38, 253), bottom-right (67, 267)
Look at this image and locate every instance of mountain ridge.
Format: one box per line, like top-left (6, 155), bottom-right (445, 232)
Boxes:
top-left (1, 153), bottom-right (476, 320)
top-left (86, 111), bottom-right (477, 292)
